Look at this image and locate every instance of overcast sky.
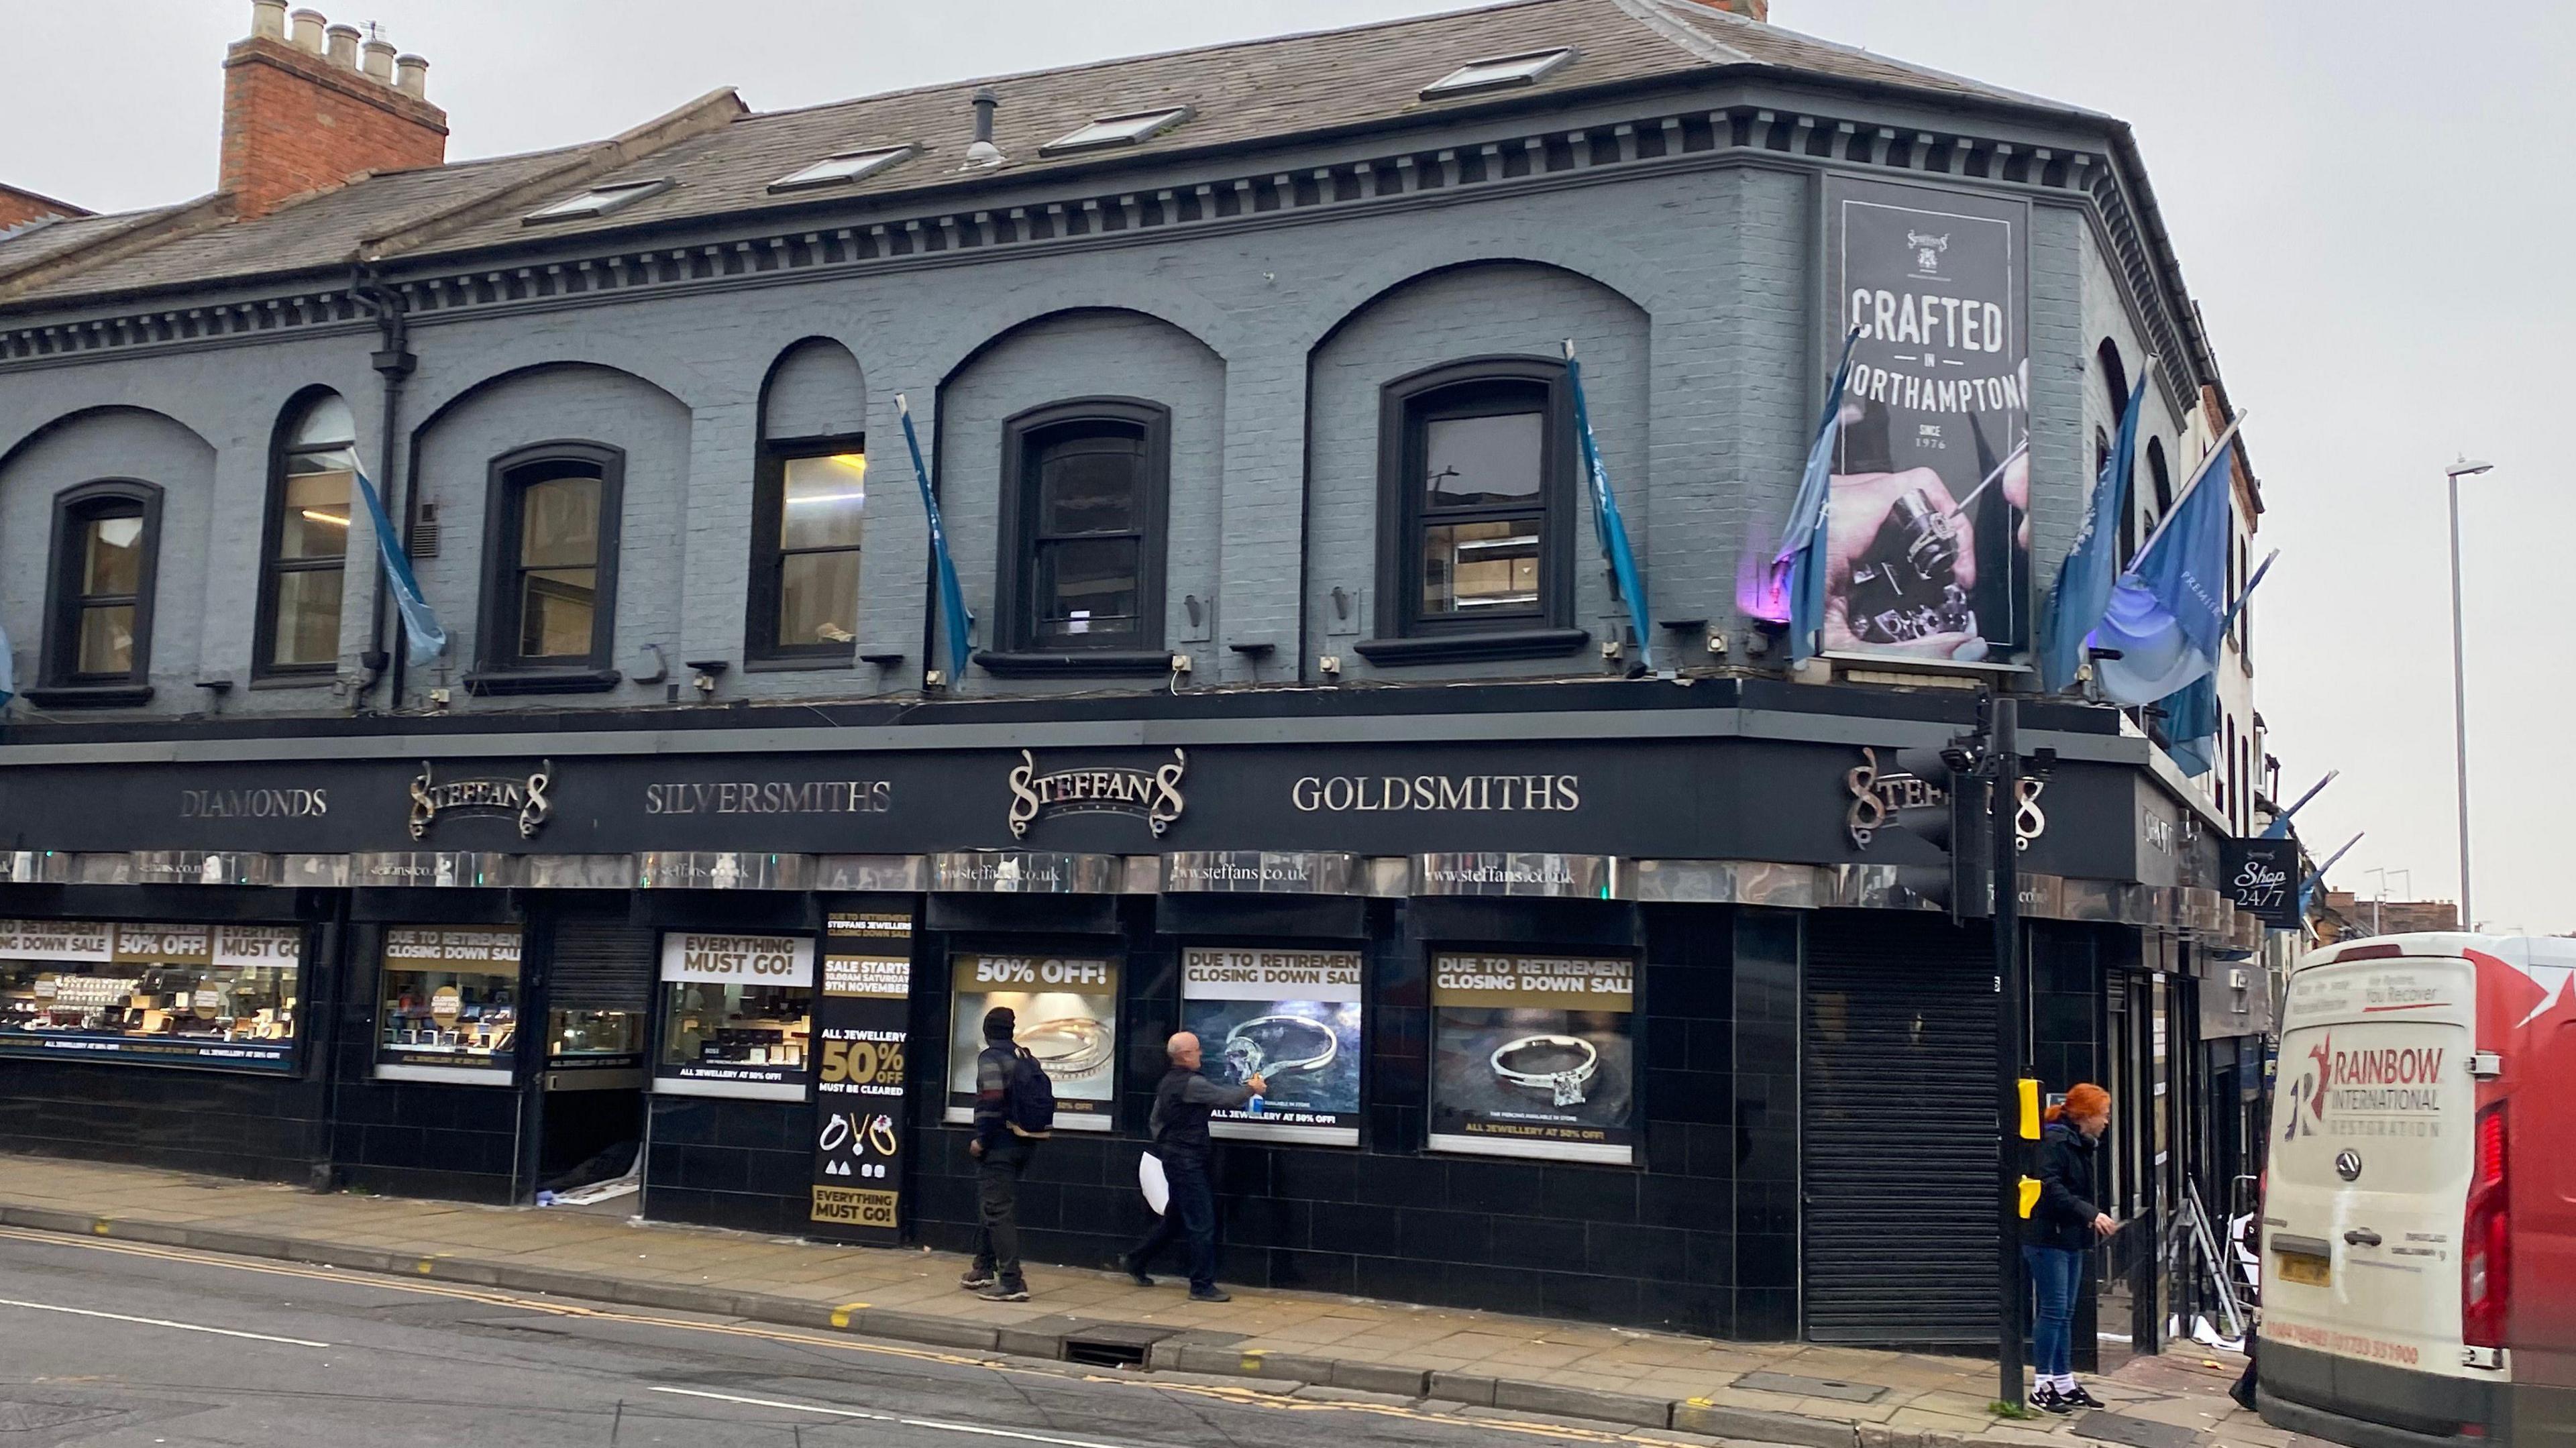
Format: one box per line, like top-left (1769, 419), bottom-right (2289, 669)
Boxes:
top-left (4, 1), bottom-right (2569, 932)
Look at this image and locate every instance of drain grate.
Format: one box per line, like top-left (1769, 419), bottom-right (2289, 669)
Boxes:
top-left (1065, 1338), bottom-right (1149, 1369)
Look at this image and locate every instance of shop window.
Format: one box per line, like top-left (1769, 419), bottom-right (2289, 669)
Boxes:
top-left (943, 952), bottom-right (1119, 1130)
top-left (376, 926), bottom-right (523, 1084)
top-left (987, 400), bottom-right (1169, 669)
top-left (1180, 947), bottom-right (1362, 1146)
top-left (1428, 950), bottom-right (1635, 1164)
top-left (471, 443), bottom-right (623, 693)
top-left (256, 390), bottom-right (357, 677)
top-left (0, 920), bottom-right (301, 1072)
top-left (656, 931), bottom-right (815, 1101)
top-left (747, 439), bottom-right (865, 663)
top-left (34, 480), bottom-right (162, 706)
top-left (1359, 357), bottom-right (1581, 665)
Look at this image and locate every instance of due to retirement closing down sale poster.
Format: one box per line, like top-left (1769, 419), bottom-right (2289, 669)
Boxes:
top-left (1182, 947), bottom-right (1362, 1146)
top-left (1429, 953), bottom-right (1635, 1164)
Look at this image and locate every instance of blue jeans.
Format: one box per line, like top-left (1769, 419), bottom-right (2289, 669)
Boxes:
top-left (1130, 1154), bottom-right (1219, 1292)
top-left (2023, 1243), bottom-right (2084, 1381)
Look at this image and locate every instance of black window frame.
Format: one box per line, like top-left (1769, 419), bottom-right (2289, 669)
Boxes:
top-left (468, 441), bottom-right (625, 695)
top-left (978, 397), bottom-right (1173, 677)
top-left (253, 389), bottom-right (358, 681)
top-left (1357, 355), bottom-right (1585, 665)
top-left (32, 478), bottom-right (162, 707)
top-left (746, 430), bottom-right (868, 668)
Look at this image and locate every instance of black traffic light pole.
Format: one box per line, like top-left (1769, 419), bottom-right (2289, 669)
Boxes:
top-left (1992, 697), bottom-right (2027, 1409)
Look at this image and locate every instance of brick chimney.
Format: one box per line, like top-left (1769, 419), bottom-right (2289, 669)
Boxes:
top-left (220, 1), bottom-right (447, 221)
top-left (1691, 0), bottom-right (1769, 19)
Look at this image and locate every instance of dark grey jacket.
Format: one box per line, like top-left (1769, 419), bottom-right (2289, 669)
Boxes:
top-left (1150, 1066), bottom-right (1253, 1166)
top-left (2025, 1120), bottom-right (2104, 1253)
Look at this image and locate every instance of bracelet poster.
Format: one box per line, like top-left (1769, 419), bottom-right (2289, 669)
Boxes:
top-left (1182, 946), bottom-right (1362, 1147)
top-left (1428, 952), bottom-right (1635, 1164)
top-left (944, 953), bottom-right (1118, 1131)
top-left (810, 911), bottom-right (914, 1244)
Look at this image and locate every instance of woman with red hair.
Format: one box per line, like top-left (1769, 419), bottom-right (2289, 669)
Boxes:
top-left (2025, 1082), bottom-right (2118, 1413)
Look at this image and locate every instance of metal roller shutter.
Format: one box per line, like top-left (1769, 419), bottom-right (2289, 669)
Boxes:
top-left (1803, 912), bottom-right (2000, 1344)
top-left (549, 922), bottom-right (655, 1013)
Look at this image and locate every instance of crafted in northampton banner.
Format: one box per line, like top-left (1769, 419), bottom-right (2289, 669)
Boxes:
top-left (1825, 176), bottom-right (2031, 664)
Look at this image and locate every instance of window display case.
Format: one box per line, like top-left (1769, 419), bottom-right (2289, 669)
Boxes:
top-left (655, 932), bottom-right (815, 1101)
top-left (375, 926), bottom-right (523, 1084)
top-left (0, 920), bottom-right (302, 1072)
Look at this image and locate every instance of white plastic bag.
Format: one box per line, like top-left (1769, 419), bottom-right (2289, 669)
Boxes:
top-left (1138, 1151), bottom-right (1169, 1216)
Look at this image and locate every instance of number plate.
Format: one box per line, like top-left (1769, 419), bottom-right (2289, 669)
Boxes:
top-left (2275, 1251), bottom-right (2331, 1287)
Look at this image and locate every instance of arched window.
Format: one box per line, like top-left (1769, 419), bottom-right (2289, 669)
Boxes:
top-left (994, 399), bottom-right (1170, 658)
top-left (749, 339), bottom-right (867, 665)
top-left (471, 443), bottom-right (624, 692)
top-left (2096, 339), bottom-right (2129, 417)
top-left (256, 391), bottom-right (357, 676)
top-left (38, 479), bottom-right (162, 704)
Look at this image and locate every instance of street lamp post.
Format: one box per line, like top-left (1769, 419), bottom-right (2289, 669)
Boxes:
top-left (2444, 458), bottom-right (2493, 930)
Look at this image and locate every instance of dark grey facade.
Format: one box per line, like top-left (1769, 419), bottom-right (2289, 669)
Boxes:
top-left (0, 0), bottom-right (2267, 1346)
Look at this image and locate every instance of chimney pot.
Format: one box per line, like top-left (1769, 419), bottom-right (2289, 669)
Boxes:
top-left (250, 0), bottom-right (288, 41)
top-left (394, 53), bottom-right (429, 99)
top-left (325, 23), bottom-right (360, 68)
top-left (362, 38), bottom-right (396, 82)
top-left (288, 8), bottom-right (325, 51)
top-left (223, 9), bottom-right (447, 219)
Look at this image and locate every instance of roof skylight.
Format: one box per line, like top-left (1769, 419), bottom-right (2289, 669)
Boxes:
top-left (1420, 47), bottom-right (1578, 99)
top-left (769, 146), bottom-right (919, 193)
top-left (1040, 107), bottom-right (1194, 156)
top-left (522, 179), bottom-right (672, 224)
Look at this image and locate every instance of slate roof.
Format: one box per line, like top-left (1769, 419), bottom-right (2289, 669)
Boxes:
top-left (1, 0), bottom-right (2098, 311)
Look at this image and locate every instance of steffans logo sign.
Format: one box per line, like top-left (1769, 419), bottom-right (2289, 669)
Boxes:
top-left (1006, 749), bottom-right (1186, 839)
top-left (409, 760), bottom-right (553, 840)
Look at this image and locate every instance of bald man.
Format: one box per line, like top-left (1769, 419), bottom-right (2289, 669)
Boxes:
top-left (1123, 1030), bottom-right (1265, 1302)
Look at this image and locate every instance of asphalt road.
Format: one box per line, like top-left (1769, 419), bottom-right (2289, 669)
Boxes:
top-left (0, 1226), bottom-right (1674, 1448)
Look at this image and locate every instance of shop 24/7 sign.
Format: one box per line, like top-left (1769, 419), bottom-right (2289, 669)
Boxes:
top-left (1006, 748), bottom-right (1186, 838)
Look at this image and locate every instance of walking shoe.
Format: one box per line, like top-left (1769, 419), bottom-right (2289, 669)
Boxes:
top-left (1120, 1256), bottom-right (1155, 1288)
top-left (2063, 1384), bottom-right (2105, 1410)
top-left (1188, 1286), bottom-right (1232, 1303)
top-left (977, 1281), bottom-right (1032, 1302)
top-left (2228, 1376), bottom-right (2258, 1413)
top-left (959, 1270), bottom-right (996, 1290)
top-left (2029, 1387), bottom-right (2073, 1416)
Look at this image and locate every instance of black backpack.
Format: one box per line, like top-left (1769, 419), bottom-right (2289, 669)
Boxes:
top-left (1004, 1046), bottom-right (1057, 1135)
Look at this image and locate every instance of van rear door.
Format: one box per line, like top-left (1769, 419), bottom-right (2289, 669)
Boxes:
top-left (2268, 954), bottom-right (2479, 1384)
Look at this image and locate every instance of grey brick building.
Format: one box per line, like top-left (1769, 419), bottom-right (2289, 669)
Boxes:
top-left (0, 0), bottom-right (2268, 1347)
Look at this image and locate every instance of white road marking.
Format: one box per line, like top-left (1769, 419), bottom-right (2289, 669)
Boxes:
top-left (0, 1295), bottom-right (328, 1347)
top-left (650, 1386), bottom-right (1138, 1448)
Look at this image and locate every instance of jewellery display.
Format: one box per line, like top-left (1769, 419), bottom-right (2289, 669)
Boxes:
top-left (1222, 1014), bottom-right (1339, 1082)
top-left (0, 936), bottom-right (301, 1070)
top-left (1490, 1033), bottom-right (1602, 1106)
top-left (1018, 1015), bottom-right (1115, 1080)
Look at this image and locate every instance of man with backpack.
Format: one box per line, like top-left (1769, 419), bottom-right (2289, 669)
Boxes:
top-left (1122, 1031), bottom-right (1265, 1302)
top-left (961, 1006), bottom-right (1052, 1301)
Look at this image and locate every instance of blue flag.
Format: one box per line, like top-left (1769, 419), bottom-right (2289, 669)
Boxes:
top-left (896, 394), bottom-right (974, 683)
top-left (1775, 329), bottom-right (1862, 665)
top-left (335, 447), bottom-right (447, 665)
top-left (1565, 342), bottom-right (1653, 673)
top-left (2154, 547), bottom-right (2272, 779)
top-left (2041, 371), bottom-right (2147, 691)
top-left (0, 620), bottom-right (14, 710)
top-left (2090, 417), bottom-right (2243, 706)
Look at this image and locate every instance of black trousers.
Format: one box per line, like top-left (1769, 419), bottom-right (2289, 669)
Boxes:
top-left (971, 1136), bottom-right (1037, 1286)
top-left (1128, 1153), bottom-right (1218, 1292)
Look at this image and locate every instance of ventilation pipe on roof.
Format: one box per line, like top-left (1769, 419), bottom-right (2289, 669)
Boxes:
top-left (963, 86), bottom-right (1006, 170)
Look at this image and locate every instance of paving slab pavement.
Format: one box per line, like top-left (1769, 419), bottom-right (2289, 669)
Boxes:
top-left (0, 1150), bottom-right (2321, 1448)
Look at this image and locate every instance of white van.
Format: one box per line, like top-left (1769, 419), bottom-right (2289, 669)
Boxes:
top-left (2259, 933), bottom-right (2576, 1446)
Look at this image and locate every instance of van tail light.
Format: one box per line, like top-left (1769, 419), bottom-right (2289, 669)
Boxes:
top-left (2464, 1103), bottom-right (2510, 1350)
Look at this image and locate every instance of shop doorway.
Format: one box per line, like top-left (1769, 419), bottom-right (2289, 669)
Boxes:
top-left (1802, 912), bottom-right (1999, 1345)
top-left (533, 919), bottom-right (655, 1205)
